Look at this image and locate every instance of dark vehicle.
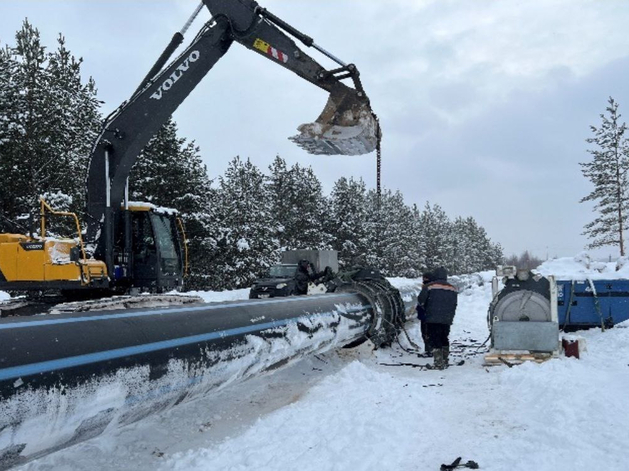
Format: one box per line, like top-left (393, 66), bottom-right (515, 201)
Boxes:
top-left (249, 264), bottom-right (299, 299)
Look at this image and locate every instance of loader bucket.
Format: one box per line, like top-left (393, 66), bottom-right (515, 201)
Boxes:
top-left (289, 87), bottom-right (378, 156)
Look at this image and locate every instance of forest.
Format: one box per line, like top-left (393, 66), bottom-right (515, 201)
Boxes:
top-left (0, 20), bottom-right (504, 290)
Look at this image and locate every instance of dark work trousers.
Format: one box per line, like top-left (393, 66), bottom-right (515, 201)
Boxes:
top-left (426, 323), bottom-right (451, 349)
top-left (420, 321), bottom-right (432, 353)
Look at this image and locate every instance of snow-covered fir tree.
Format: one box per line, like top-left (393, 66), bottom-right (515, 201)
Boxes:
top-left (0, 20), bottom-right (100, 233)
top-left (267, 156), bottom-right (330, 251)
top-left (329, 177), bottom-right (369, 268)
top-left (416, 202), bottom-right (453, 271)
top-left (410, 203), bottom-right (428, 271)
top-left (450, 216), bottom-right (502, 274)
top-left (477, 229), bottom-right (503, 272)
top-left (213, 157), bottom-right (279, 289)
top-left (364, 190), bottom-right (421, 277)
top-left (128, 118), bottom-right (219, 289)
top-left (580, 96), bottom-right (629, 256)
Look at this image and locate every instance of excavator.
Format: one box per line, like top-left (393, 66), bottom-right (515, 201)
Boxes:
top-left (0, 0), bottom-right (379, 302)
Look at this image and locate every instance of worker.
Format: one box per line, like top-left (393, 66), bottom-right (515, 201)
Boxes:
top-left (417, 266), bottom-right (458, 369)
top-left (416, 272), bottom-right (432, 357)
top-left (294, 259), bottom-right (331, 295)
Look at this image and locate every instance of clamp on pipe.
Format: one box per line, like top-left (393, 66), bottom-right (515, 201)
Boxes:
top-left (337, 279), bottom-right (406, 348)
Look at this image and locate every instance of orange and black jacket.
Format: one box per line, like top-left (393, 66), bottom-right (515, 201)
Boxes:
top-left (417, 267), bottom-right (458, 324)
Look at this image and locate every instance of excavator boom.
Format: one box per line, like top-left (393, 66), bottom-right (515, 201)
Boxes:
top-left (81, 0), bottom-right (378, 289)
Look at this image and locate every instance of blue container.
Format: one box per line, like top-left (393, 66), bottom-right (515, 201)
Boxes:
top-left (556, 279), bottom-right (629, 328)
top-left (113, 265), bottom-right (126, 280)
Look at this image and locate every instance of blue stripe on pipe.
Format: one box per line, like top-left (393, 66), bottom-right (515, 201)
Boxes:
top-left (0, 305), bottom-right (369, 382)
top-left (0, 293), bottom-right (360, 331)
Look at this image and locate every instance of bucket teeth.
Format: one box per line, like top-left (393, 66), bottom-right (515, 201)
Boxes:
top-left (290, 110), bottom-right (378, 156)
top-left (289, 132), bottom-right (375, 156)
top-left (290, 87), bottom-right (378, 156)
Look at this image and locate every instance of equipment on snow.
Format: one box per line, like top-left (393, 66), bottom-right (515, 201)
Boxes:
top-left (378, 360), bottom-right (465, 370)
top-left (488, 270), bottom-right (560, 356)
top-left (440, 457), bottom-right (480, 470)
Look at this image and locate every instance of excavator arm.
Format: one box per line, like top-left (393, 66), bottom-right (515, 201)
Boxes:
top-left (86, 0), bottom-right (378, 277)
top-left (203, 0), bottom-right (378, 155)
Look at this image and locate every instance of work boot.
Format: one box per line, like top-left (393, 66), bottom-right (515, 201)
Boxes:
top-left (433, 348), bottom-right (447, 370)
top-left (443, 346), bottom-right (450, 367)
top-left (419, 344), bottom-right (433, 358)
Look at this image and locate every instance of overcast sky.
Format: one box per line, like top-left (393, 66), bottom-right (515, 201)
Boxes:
top-left (2, 0), bottom-right (629, 260)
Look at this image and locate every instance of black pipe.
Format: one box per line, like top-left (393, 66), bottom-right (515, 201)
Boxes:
top-left (0, 285), bottom-right (419, 469)
top-left (0, 292), bottom-right (372, 468)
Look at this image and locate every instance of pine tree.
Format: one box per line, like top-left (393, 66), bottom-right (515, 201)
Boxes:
top-left (128, 118), bottom-right (219, 289)
top-left (267, 156), bottom-right (330, 251)
top-left (213, 157), bottom-right (279, 289)
top-left (329, 177), bottom-right (369, 267)
top-left (485, 242), bottom-right (504, 270)
top-left (410, 203), bottom-right (427, 272)
top-left (364, 189), bottom-right (420, 277)
top-left (450, 217), bottom-right (473, 274)
top-left (417, 202), bottom-right (453, 271)
top-left (580, 96), bottom-right (629, 256)
top-left (450, 216), bottom-right (503, 274)
top-left (0, 20), bottom-right (100, 234)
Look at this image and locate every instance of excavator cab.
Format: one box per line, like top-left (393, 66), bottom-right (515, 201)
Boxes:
top-left (112, 203), bottom-right (185, 292)
top-left (0, 201), bottom-right (185, 295)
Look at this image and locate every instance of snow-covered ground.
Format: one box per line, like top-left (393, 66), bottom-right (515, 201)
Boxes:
top-left (10, 258), bottom-right (629, 470)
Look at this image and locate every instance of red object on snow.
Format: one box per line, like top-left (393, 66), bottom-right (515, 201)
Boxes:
top-left (562, 339), bottom-right (580, 359)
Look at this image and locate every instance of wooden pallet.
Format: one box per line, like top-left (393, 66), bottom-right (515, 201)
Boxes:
top-left (484, 352), bottom-right (554, 367)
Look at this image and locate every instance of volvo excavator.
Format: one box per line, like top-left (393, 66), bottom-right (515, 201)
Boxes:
top-left (0, 0), bottom-right (379, 305)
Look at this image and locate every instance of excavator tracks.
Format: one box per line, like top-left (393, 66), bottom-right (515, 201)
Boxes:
top-left (0, 294), bottom-right (204, 318)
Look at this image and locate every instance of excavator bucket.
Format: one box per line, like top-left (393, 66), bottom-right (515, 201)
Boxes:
top-left (289, 87), bottom-right (379, 156)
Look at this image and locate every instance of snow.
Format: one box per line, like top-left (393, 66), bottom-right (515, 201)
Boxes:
top-left (160, 281), bottom-right (629, 471)
top-left (12, 269), bottom-right (629, 471)
top-left (46, 239), bottom-right (73, 265)
top-left (126, 201), bottom-right (178, 215)
top-left (387, 276), bottom-right (423, 290)
top-left (179, 288), bottom-right (251, 303)
top-left (0, 291), bottom-right (9, 302)
top-left (535, 253), bottom-right (629, 280)
top-left (236, 238), bottom-right (250, 252)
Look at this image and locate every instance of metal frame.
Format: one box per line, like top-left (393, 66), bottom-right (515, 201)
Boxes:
top-left (39, 199), bottom-right (87, 261)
